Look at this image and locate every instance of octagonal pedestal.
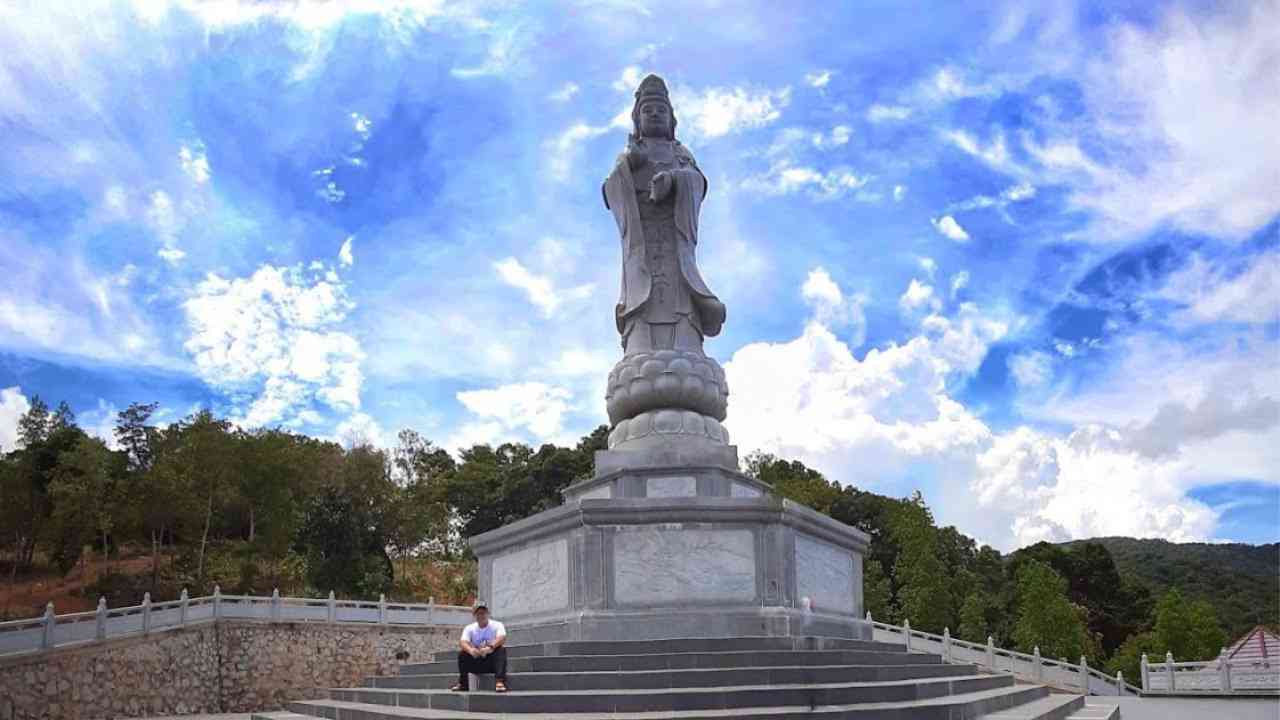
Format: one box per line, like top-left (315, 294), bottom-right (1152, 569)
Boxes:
top-left (469, 445), bottom-right (871, 644)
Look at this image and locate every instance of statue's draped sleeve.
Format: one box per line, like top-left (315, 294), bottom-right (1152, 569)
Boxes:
top-left (603, 149), bottom-right (726, 338)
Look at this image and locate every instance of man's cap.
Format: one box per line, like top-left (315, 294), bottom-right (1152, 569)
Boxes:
top-left (472, 600), bottom-right (488, 613)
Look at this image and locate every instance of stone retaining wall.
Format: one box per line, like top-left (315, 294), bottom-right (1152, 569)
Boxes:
top-left (0, 621), bottom-right (456, 720)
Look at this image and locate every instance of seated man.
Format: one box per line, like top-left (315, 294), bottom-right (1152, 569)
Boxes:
top-left (452, 600), bottom-right (509, 693)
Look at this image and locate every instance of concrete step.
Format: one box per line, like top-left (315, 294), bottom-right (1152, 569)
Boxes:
top-left (326, 673), bottom-right (1015, 713)
top-left (428, 636), bottom-right (906, 662)
top-left (276, 684), bottom-right (1049, 719)
top-left (400, 648), bottom-right (939, 676)
top-left (370, 662), bottom-right (976, 691)
top-left (979, 693), bottom-right (1084, 719)
top-left (1064, 702), bottom-right (1120, 720)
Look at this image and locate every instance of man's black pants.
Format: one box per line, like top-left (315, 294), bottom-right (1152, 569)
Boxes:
top-left (457, 646), bottom-right (507, 687)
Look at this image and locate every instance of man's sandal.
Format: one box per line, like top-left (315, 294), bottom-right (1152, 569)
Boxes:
top-left (495, 680), bottom-right (509, 693)
top-left (450, 683), bottom-right (468, 692)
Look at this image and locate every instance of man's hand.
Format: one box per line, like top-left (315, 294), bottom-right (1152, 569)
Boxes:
top-left (650, 171), bottom-right (673, 202)
top-left (467, 646), bottom-right (483, 658)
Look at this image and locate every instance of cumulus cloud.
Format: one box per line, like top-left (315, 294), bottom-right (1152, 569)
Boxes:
top-left (741, 162), bottom-right (871, 200)
top-left (493, 257), bottom-right (595, 318)
top-left (550, 81), bottom-right (579, 102)
top-left (1007, 350), bottom-right (1053, 388)
top-left (545, 121), bottom-right (614, 181)
top-left (866, 104), bottom-right (912, 122)
top-left (449, 382), bottom-right (574, 450)
top-left (931, 215), bottom-right (970, 242)
top-left (0, 386), bottom-right (32, 452)
top-left (950, 271), bottom-right (970, 299)
top-left (339, 236), bottom-right (355, 267)
top-left (801, 267), bottom-right (866, 342)
top-left (182, 262), bottom-right (365, 428)
top-left (893, 185), bottom-right (907, 201)
top-left (804, 70), bottom-right (833, 88)
top-left (673, 84), bottom-right (791, 139)
top-left (898, 279), bottom-right (937, 313)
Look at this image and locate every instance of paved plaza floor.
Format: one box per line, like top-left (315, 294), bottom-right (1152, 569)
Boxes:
top-left (1090, 695), bottom-right (1279, 720)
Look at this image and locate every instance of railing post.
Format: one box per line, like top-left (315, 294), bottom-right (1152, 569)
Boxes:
top-left (95, 597), bottom-right (108, 641)
top-left (986, 636), bottom-right (995, 670)
top-left (1033, 646), bottom-right (1043, 682)
top-left (213, 585), bottom-right (222, 620)
top-left (903, 619), bottom-right (911, 652)
top-left (327, 591), bottom-right (336, 623)
top-left (41, 602), bottom-right (56, 650)
top-left (1165, 651), bottom-right (1175, 692)
top-left (179, 588), bottom-right (189, 627)
top-left (271, 588), bottom-right (281, 623)
top-left (1219, 648), bottom-right (1232, 693)
top-left (1141, 653), bottom-right (1149, 691)
top-left (1116, 670), bottom-right (1125, 695)
top-left (378, 593), bottom-right (388, 625)
top-left (865, 610), bottom-right (872, 624)
top-left (1079, 655), bottom-right (1089, 693)
top-left (943, 627), bottom-right (952, 663)
top-left (428, 596), bottom-right (435, 625)
top-left (142, 593), bottom-right (152, 635)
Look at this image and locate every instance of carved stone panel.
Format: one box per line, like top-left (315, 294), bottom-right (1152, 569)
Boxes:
top-left (613, 527), bottom-right (755, 605)
top-left (578, 484), bottom-right (612, 501)
top-left (795, 534), bottom-right (855, 615)
top-left (492, 537), bottom-right (570, 618)
top-left (647, 475), bottom-right (696, 497)
top-left (731, 482), bottom-right (761, 498)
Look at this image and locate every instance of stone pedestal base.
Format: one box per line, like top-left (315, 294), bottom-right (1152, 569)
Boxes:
top-left (469, 448), bottom-right (871, 644)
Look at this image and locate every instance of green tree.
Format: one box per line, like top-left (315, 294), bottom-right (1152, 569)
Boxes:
top-left (1152, 589), bottom-right (1226, 661)
top-left (863, 558), bottom-right (895, 622)
top-left (745, 452), bottom-right (841, 514)
top-left (46, 437), bottom-right (128, 574)
top-left (957, 591), bottom-right (990, 643)
top-left (888, 493), bottom-right (952, 633)
top-left (1012, 559), bottom-right (1088, 660)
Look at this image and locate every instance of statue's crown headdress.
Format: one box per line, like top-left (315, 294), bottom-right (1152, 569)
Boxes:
top-left (634, 74), bottom-right (671, 107)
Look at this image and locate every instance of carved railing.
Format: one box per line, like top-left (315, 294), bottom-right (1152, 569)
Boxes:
top-left (0, 588), bottom-right (473, 658)
top-left (1141, 651), bottom-right (1280, 694)
top-left (865, 613), bottom-right (1141, 696)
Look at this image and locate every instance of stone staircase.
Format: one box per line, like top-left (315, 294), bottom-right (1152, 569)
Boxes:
top-left (252, 636), bottom-right (1118, 719)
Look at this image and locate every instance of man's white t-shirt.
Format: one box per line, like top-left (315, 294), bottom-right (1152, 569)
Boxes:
top-left (461, 620), bottom-right (506, 648)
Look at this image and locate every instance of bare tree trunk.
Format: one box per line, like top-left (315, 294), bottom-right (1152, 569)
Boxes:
top-left (101, 529), bottom-right (110, 579)
top-left (197, 493), bottom-right (213, 583)
top-left (248, 506), bottom-right (255, 544)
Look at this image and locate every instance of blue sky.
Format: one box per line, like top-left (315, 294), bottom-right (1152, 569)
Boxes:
top-left (0, 0), bottom-right (1276, 550)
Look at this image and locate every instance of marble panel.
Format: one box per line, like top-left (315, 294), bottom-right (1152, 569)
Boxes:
top-left (647, 475), bottom-right (697, 497)
top-left (578, 483), bottom-right (612, 501)
top-left (492, 537), bottom-right (569, 618)
top-left (613, 527), bottom-right (755, 605)
top-left (731, 482), bottom-right (762, 498)
top-left (795, 534), bottom-right (855, 615)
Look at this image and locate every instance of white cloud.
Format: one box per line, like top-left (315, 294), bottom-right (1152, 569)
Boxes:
top-left (918, 257), bottom-right (937, 279)
top-left (493, 257), bottom-right (595, 318)
top-left (893, 185), bottom-right (907, 202)
top-left (334, 411), bottom-right (388, 449)
top-left (801, 267), bottom-right (866, 342)
top-left (1156, 251), bottom-right (1280, 326)
top-left (924, 66), bottom-right (999, 102)
top-left (931, 215), bottom-right (970, 242)
top-left (1008, 350), bottom-right (1053, 388)
top-left (950, 271), bottom-right (970, 299)
top-left (898, 279), bottom-right (937, 313)
top-left (741, 161), bottom-right (870, 200)
top-left (866, 104), bottom-right (912, 122)
top-left (550, 81), bottom-right (579, 102)
top-left (612, 65), bottom-right (645, 93)
top-left (673, 84), bottom-right (791, 139)
top-left (182, 262), bottom-right (365, 428)
top-left (949, 182), bottom-right (1037, 216)
top-left (0, 386), bottom-right (31, 452)
top-left (339, 236), bottom-right (355, 267)
top-left (973, 426), bottom-right (1219, 546)
top-left (157, 247), bottom-right (187, 264)
top-left (179, 143), bottom-right (210, 184)
top-left (451, 28), bottom-right (519, 79)
top-left (812, 125), bottom-right (851, 149)
top-left (546, 121), bottom-right (612, 181)
top-left (804, 70), bottom-right (832, 88)
top-left (449, 382), bottom-right (574, 450)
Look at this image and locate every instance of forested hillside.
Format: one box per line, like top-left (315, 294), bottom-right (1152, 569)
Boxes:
top-left (1, 397), bottom-right (1272, 682)
top-left (1061, 537), bottom-right (1279, 639)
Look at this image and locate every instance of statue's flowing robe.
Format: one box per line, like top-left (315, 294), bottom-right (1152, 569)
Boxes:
top-left (602, 144), bottom-right (726, 340)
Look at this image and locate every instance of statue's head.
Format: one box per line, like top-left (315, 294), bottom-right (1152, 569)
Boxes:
top-left (631, 73), bottom-right (677, 141)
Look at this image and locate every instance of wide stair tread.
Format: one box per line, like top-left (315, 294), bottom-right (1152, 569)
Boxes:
top-left (1065, 703), bottom-right (1120, 720)
top-left (402, 649), bottom-right (938, 675)
top-left (372, 662), bottom-right (975, 690)
top-left (978, 693), bottom-right (1083, 719)
top-left (273, 684), bottom-right (1047, 719)
top-left (426, 636), bottom-right (906, 662)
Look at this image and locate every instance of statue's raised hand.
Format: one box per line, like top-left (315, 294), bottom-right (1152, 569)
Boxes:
top-left (649, 171), bottom-right (673, 202)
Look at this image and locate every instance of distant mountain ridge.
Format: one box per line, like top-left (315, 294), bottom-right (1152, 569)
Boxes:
top-left (1058, 536), bottom-right (1279, 638)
